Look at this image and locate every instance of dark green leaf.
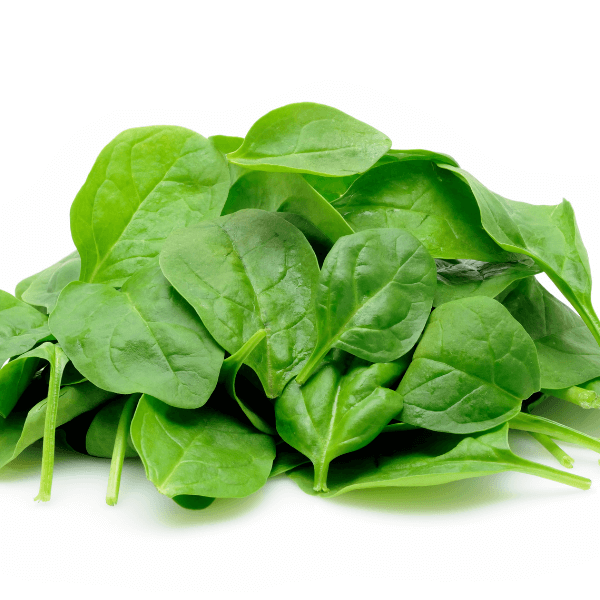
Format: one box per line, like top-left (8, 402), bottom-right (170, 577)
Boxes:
top-left (86, 396), bottom-right (139, 458)
top-left (228, 102), bottom-right (391, 176)
top-left (71, 126), bottom-right (230, 286)
top-left (399, 296), bottom-right (540, 433)
top-left (50, 262), bottom-right (223, 409)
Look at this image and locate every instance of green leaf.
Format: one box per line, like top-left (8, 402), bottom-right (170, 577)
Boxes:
top-left (130, 394), bottom-right (276, 498)
top-left (331, 162), bottom-right (509, 262)
top-left (269, 443), bottom-right (310, 478)
top-left (0, 289), bottom-right (52, 366)
top-left (222, 170), bottom-right (354, 244)
top-left (434, 258), bottom-right (540, 307)
top-left (19, 251), bottom-right (81, 313)
top-left (296, 228), bottom-right (436, 384)
top-left (50, 262), bottom-right (223, 409)
top-left (0, 411), bottom-right (27, 470)
top-left (86, 396), bottom-right (139, 458)
top-left (386, 149), bottom-right (459, 167)
top-left (71, 126), bottom-right (230, 286)
top-left (441, 164), bottom-right (600, 347)
top-left (227, 102), bottom-right (391, 176)
top-left (12, 380), bottom-right (116, 460)
top-left (172, 495), bottom-right (215, 510)
top-left (501, 278), bottom-right (600, 389)
top-left (399, 296), bottom-right (540, 433)
top-left (288, 424), bottom-right (590, 496)
top-left (276, 352), bottom-right (406, 491)
top-left (160, 209), bottom-right (320, 398)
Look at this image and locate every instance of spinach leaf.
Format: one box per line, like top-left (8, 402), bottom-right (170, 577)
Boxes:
top-left (441, 165), bottom-right (600, 346)
top-left (288, 424), bottom-right (590, 496)
top-left (50, 262), bottom-right (223, 409)
top-left (19, 251), bottom-right (81, 313)
top-left (227, 102), bottom-right (391, 176)
top-left (399, 296), bottom-right (540, 433)
top-left (501, 278), bottom-right (600, 390)
top-left (386, 149), bottom-right (459, 167)
top-left (160, 209), bottom-right (320, 398)
top-left (130, 394), bottom-right (276, 498)
top-left (331, 161), bottom-right (510, 262)
top-left (0, 411), bottom-right (27, 470)
top-left (434, 257), bottom-right (541, 306)
top-left (0, 289), bottom-right (52, 367)
top-left (172, 495), bottom-right (215, 510)
top-left (276, 351), bottom-right (406, 491)
top-left (222, 171), bottom-right (354, 244)
top-left (86, 396), bottom-right (139, 458)
top-left (296, 228), bottom-right (436, 384)
top-left (275, 213), bottom-right (333, 266)
top-left (71, 126), bottom-right (230, 286)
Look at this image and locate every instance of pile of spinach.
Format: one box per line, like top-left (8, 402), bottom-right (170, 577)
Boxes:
top-left (2, 102), bottom-right (600, 510)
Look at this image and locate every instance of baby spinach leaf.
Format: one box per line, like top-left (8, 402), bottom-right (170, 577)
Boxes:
top-left (386, 148), bottom-right (459, 167)
top-left (19, 251), bottom-right (81, 313)
top-left (275, 213), bottom-right (333, 266)
top-left (441, 165), bottom-right (600, 347)
top-left (160, 209), bottom-right (320, 398)
top-left (86, 396), bottom-right (139, 458)
top-left (501, 278), bottom-right (600, 390)
top-left (222, 171), bottom-right (354, 244)
top-left (288, 423), bottom-right (590, 496)
top-left (276, 352), bottom-right (406, 491)
top-left (399, 296), bottom-right (540, 433)
top-left (71, 126), bottom-right (230, 287)
top-left (331, 161), bottom-right (510, 262)
top-left (227, 102), bottom-right (391, 176)
top-left (50, 262), bottom-right (223, 409)
top-left (209, 135), bottom-right (244, 154)
top-left (296, 228), bottom-right (436, 384)
top-left (12, 381), bottom-right (116, 460)
top-left (434, 257), bottom-right (540, 307)
top-left (0, 290), bottom-right (52, 367)
top-left (0, 355), bottom-right (40, 418)
top-left (0, 411), bottom-right (27, 470)
top-left (130, 394), bottom-right (276, 498)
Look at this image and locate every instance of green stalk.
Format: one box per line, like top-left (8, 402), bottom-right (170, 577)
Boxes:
top-left (34, 346), bottom-right (69, 502)
top-left (510, 456), bottom-right (590, 490)
top-left (106, 393), bottom-right (140, 506)
top-left (510, 412), bottom-right (600, 455)
top-left (527, 432), bottom-right (574, 469)
top-left (313, 461), bottom-right (330, 493)
top-left (542, 386), bottom-right (600, 409)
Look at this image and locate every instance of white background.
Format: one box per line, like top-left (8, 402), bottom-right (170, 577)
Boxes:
top-left (1, 1), bottom-right (599, 598)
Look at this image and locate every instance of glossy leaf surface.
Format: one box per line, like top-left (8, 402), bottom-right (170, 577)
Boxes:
top-left (501, 278), bottom-right (600, 389)
top-left (160, 209), bottom-right (319, 398)
top-left (228, 102), bottom-right (391, 176)
top-left (332, 162), bottom-right (509, 261)
top-left (399, 297), bottom-right (540, 433)
top-left (71, 126), bottom-right (230, 286)
top-left (276, 352), bottom-right (406, 491)
top-left (131, 394), bottom-right (276, 498)
top-left (296, 228), bottom-right (436, 383)
top-left (50, 262), bottom-right (223, 409)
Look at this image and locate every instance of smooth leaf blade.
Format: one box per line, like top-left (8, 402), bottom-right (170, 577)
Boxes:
top-left (131, 394), bottom-right (276, 498)
top-left (399, 296), bottom-right (540, 433)
top-left (160, 209), bottom-right (320, 398)
top-left (228, 102), bottom-right (391, 176)
top-left (297, 228), bottom-right (436, 383)
top-left (332, 161), bottom-right (510, 262)
top-left (50, 262), bottom-right (223, 409)
top-left (71, 126), bottom-right (230, 286)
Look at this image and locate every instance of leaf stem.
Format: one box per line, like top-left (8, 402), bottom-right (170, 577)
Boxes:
top-left (313, 461), bottom-right (330, 493)
top-left (527, 432), bottom-right (574, 468)
top-left (106, 393), bottom-right (140, 506)
top-left (510, 456), bottom-right (590, 490)
top-left (542, 386), bottom-right (600, 409)
top-left (34, 346), bottom-right (68, 502)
